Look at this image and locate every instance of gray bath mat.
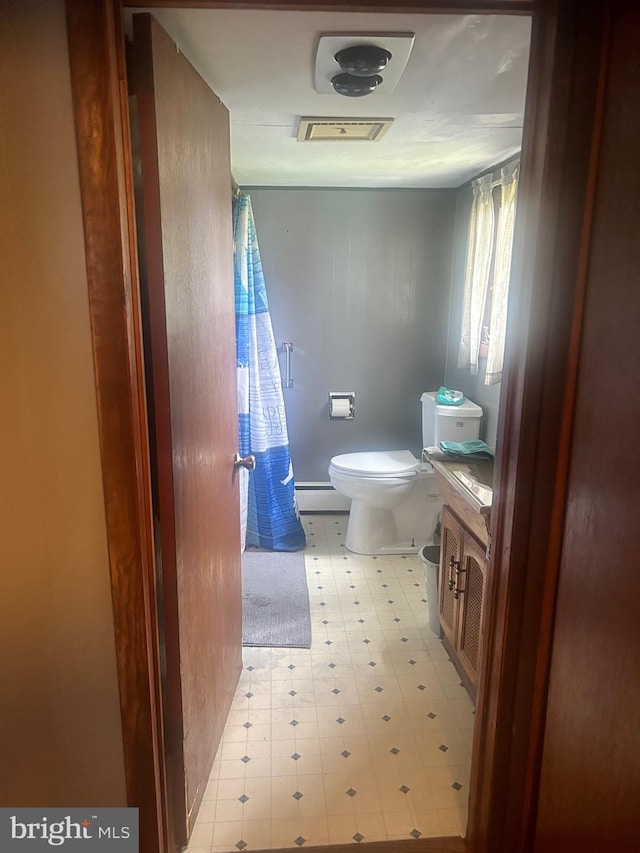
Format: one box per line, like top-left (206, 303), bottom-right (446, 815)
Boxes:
top-left (242, 549), bottom-right (311, 648)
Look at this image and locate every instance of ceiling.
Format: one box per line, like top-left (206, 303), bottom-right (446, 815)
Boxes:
top-left (132, 9), bottom-right (532, 189)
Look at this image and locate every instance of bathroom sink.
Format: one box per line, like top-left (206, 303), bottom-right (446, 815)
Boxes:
top-left (463, 462), bottom-right (493, 487)
top-left (430, 458), bottom-right (494, 515)
top-left (452, 469), bottom-right (493, 509)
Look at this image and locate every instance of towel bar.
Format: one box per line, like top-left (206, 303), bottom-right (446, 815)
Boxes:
top-left (282, 341), bottom-right (293, 388)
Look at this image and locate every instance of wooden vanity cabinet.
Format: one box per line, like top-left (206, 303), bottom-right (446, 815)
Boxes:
top-left (438, 505), bottom-right (488, 697)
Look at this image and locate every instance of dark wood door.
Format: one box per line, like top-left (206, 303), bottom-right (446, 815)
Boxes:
top-left (534, 5), bottom-right (640, 850)
top-left (131, 13), bottom-right (242, 847)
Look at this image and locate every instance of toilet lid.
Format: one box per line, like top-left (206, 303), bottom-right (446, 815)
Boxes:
top-left (330, 450), bottom-right (420, 477)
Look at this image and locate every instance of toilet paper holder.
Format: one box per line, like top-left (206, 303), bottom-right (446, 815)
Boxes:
top-left (328, 392), bottom-right (356, 420)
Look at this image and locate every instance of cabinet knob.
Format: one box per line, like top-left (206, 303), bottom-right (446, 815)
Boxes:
top-left (448, 578), bottom-right (455, 591)
top-left (448, 555), bottom-right (460, 570)
top-left (453, 587), bottom-right (464, 600)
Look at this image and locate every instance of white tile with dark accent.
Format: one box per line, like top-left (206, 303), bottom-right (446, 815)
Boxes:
top-left (189, 514), bottom-right (472, 851)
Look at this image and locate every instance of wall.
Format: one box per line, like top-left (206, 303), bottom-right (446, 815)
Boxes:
top-left (444, 181), bottom-right (502, 447)
top-left (0, 0), bottom-right (127, 806)
top-left (249, 188), bottom-right (456, 482)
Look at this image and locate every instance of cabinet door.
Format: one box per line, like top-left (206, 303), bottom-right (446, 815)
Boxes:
top-left (438, 507), bottom-right (462, 648)
top-left (456, 532), bottom-right (487, 687)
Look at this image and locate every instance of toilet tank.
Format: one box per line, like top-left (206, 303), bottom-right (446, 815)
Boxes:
top-left (421, 391), bottom-right (483, 448)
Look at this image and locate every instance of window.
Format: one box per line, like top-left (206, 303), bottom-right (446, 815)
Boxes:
top-left (458, 160), bottom-right (519, 385)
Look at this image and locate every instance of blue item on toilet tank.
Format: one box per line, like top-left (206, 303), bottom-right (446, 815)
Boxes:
top-left (436, 386), bottom-right (465, 406)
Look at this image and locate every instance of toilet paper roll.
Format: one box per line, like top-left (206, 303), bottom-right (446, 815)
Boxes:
top-left (330, 398), bottom-right (351, 418)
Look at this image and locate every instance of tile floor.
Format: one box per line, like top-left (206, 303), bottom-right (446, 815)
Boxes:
top-left (188, 514), bottom-right (473, 852)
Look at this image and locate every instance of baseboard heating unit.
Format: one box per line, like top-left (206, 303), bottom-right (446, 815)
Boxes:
top-left (295, 482), bottom-right (351, 513)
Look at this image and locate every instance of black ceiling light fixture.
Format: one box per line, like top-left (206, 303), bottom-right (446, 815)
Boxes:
top-left (314, 34), bottom-right (414, 96)
top-left (334, 45), bottom-right (393, 77)
top-left (331, 72), bottom-right (383, 98)
top-left (331, 44), bottom-right (392, 97)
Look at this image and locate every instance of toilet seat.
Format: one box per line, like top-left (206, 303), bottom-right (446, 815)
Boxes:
top-left (330, 450), bottom-right (420, 478)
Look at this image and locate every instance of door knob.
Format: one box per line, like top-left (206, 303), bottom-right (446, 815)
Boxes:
top-left (234, 452), bottom-right (256, 471)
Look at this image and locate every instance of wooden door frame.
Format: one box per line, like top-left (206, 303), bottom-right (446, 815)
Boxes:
top-left (65, 1), bottom-right (605, 851)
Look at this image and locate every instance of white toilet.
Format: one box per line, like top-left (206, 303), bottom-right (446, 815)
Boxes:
top-left (328, 391), bottom-right (483, 555)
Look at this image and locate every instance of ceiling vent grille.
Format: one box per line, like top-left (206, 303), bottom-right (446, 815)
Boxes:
top-left (297, 117), bottom-right (394, 142)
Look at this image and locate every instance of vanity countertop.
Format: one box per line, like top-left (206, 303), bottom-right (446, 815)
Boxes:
top-left (430, 459), bottom-right (494, 516)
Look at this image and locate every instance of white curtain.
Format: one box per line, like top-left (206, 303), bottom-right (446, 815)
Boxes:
top-left (486, 162), bottom-right (519, 385)
top-left (457, 174), bottom-right (495, 375)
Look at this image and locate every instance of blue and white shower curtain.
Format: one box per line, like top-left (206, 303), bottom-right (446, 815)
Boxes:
top-left (233, 194), bottom-right (306, 552)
